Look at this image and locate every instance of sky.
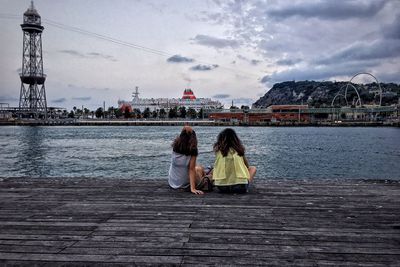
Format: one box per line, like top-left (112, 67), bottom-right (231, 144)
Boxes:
top-left (0, 0), bottom-right (399, 110)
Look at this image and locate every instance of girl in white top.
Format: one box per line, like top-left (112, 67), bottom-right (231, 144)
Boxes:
top-left (168, 126), bottom-right (204, 195)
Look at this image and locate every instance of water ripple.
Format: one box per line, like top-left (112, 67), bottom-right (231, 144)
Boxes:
top-left (0, 126), bottom-right (399, 179)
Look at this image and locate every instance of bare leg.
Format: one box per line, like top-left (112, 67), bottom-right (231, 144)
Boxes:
top-left (248, 166), bottom-right (257, 182)
top-left (195, 165), bottom-right (204, 183)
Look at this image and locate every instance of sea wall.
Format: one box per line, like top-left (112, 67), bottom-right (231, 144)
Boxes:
top-left (0, 119), bottom-right (399, 127)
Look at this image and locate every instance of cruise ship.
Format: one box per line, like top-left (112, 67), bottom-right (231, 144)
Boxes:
top-left (118, 87), bottom-right (223, 112)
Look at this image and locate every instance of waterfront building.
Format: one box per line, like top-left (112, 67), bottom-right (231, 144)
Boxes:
top-left (118, 87), bottom-right (223, 112)
top-left (267, 105), bottom-right (310, 123)
top-left (209, 105), bottom-right (309, 124)
top-left (209, 104), bottom-right (398, 125)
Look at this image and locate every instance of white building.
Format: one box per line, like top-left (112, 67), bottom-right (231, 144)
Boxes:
top-left (118, 87), bottom-right (223, 112)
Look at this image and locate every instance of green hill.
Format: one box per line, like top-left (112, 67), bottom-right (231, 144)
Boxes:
top-left (253, 81), bottom-right (400, 108)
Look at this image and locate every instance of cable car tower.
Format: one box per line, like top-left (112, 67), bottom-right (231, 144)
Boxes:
top-left (19, 1), bottom-right (47, 119)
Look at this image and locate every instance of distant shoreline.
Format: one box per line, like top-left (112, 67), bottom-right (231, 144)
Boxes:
top-left (0, 119), bottom-right (399, 127)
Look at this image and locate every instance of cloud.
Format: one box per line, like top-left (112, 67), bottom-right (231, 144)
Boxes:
top-left (261, 59), bottom-right (382, 85)
top-left (237, 55), bottom-right (247, 61)
top-left (382, 14), bottom-right (400, 40)
top-left (213, 94), bottom-right (230, 99)
top-left (67, 84), bottom-right (110, 92)
top-left (59, 50), bottom-right (86, 58)
top-left (276, 58), bottom-right (302, 66)
top-left (316, 39), bottom-right (400, 65)
top-left (192, 34), bottom-right (239, 48)
top-left (231, 98), bottom-right (255, 106)
top-left (190, 64), bottom-right (219, 71)
top-left (206, 0), bottom-right (400, 85)
top-left (72, 97), bottom-right (92, 101)
top-left (260, 76), bottom-right (271, 84)
top-left (181, 73), bottom-right (192, 83)
top-left (167, 55), bottom-right (194, 63)
top-left (52, 98), bottom-right (67, 103)
top-left (375, 71), bottom-right (400, 83)
top-left (87, 52), bottom-right (117, 62)
top-left (237, 55), bottom-right (261, 65)
top-left (266, 0), bottom-right (388, 21)
top-left (59, 50), bottom-right (117, 62)
top-left (0, 96), bottom-right (18, 102)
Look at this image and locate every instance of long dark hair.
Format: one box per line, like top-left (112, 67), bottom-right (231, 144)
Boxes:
top-left (213, 128), bottom-right (245, 157)
top-left (172, 126), bottom-right (198, 156)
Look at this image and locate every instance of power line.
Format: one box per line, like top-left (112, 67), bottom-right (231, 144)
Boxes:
top-left (0, 13), bottom-right (20, 19)
top-left (44, 18), bottom-right (172, 57)
top-left (0, 13), bottom-right (261, 78)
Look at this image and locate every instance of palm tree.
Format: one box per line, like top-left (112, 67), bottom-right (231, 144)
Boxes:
top-left (187, 108), bottom-right (197, 119)
top-left (115, 108), bottom-right (123, 118)
top-left (159, 108), bottom-right (167, 119)
top-left (133, 109), bottom-right (142, 119)
top-left (168, 107), bottom-right (178, 118)
top-left (198, 108), bottom-right (204, 119)
top-left (73, 106), bottom-right (77, 118)
top-left (123, 106), bottom-right (131, 118)
top-left (84, 108), bottom-right (90, 119)
top-left (143, 108), bottom-right (151, 119)
top-left (178, 106), bottom-right (186, 118)
top-left (95, 107), bottom-right (104, 118)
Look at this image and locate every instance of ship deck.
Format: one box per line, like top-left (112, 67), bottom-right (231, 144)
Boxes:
top-left (0, 177), bottom-right (399, 266)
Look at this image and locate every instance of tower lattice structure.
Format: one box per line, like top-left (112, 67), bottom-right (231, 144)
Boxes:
top-left (19, 1), bottom-right (47, 119)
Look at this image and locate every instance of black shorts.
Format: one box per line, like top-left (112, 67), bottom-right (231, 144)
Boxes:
top-left (216, 184), bottom-right (248, 194)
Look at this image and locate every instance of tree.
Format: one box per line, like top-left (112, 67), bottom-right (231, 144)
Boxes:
top-left (83, 108), bottom-right (90, 119)
top-left (123, 106), bottom-right (131, 118)
top-left (133, 108), bottom-right (142, 119)
top-left (198, 108), bottom-right (204, 119)
top-left (187, 108), bottom-right (197, 119)
top-left (152, 110), bottom-right (158, 118)
top-left (168, 107), bottom-right (178, 118)
top-left (95, 107), bottom-right (104, 118)
top-left (68, 110), bottom-right (74, 118)
top-left (143, 108), bottom-right (151, 119)
top-left (240, 105), bottom-right (249, 110)
top-left (115, 108), bottom-right (123, 118)
top-left (76, 109), bottom-right (82, 118)
top-left (178, 106), bottom-right (187, 118)
top-left (159, 108), bottom-right (167, 119)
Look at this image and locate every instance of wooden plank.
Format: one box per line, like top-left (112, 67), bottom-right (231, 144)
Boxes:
top-left (0, 177), bottom-right (399, 265)
top-left (0, 252), bottom-right (182, 264)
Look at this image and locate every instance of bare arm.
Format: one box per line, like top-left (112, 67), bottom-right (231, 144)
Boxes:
top-left (189, 156), bottom-right (204, 195)
top-left (243, 155), bottom-right (250, 168)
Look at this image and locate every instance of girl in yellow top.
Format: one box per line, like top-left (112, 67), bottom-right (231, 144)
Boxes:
top-left (213, 128), bottom-right (256, 193)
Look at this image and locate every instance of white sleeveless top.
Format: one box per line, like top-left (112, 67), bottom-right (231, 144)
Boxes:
top-left (168, 152), bottom-right (191, 189)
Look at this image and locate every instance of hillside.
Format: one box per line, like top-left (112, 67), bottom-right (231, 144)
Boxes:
top-left (253, 81), bottom-right (400, 108)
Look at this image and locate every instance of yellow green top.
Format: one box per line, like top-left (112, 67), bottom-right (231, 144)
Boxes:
top-left (213, 149), bottom-right (250, 186)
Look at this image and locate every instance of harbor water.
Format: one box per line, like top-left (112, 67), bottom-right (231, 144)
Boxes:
top-left (0, 126), bottom-right (399, 180)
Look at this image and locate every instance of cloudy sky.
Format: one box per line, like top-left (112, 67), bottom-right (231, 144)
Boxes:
top-left (0, 0), bottom-right (399, 110)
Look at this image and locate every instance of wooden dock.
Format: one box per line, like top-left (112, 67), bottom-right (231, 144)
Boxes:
top-left (0, 177), bottom-right (399, 266)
